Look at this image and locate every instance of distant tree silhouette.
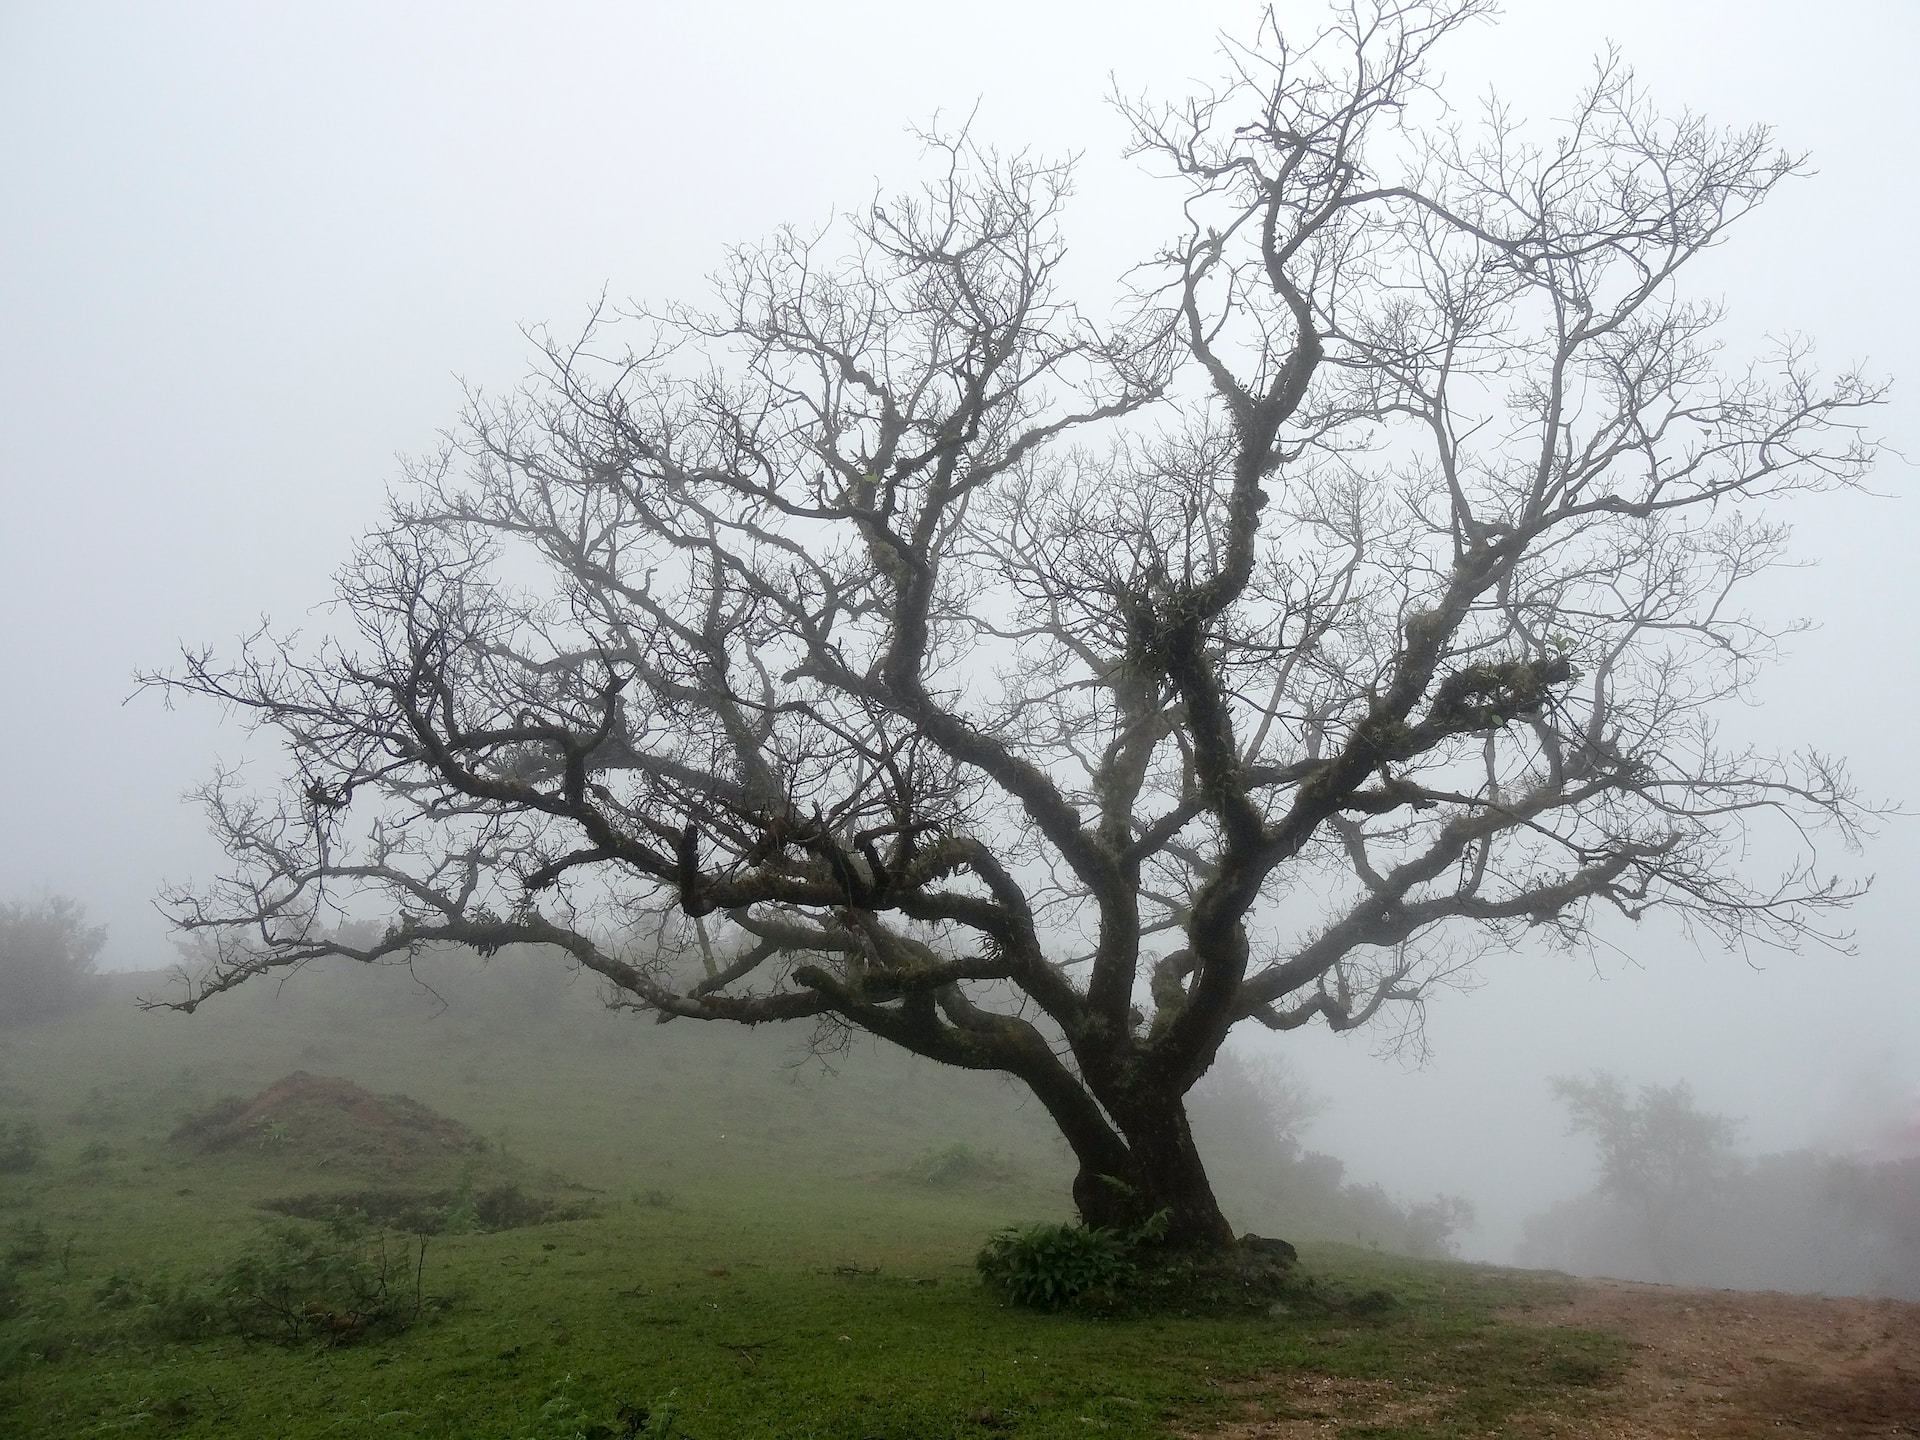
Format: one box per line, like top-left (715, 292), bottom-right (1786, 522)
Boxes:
top-left (0, 895), bottom-right (105, 1026)
top-left (1551, 1071), bottom-right (1741, 1281)
top-left (1523, 1083), bottom-right (1920, 1298)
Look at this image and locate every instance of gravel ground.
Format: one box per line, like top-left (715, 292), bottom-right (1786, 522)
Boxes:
top-left (1190, 1278), bottom-right (1920, 1438)
top-left (1507, 1278), bottom-right (1920, 1438)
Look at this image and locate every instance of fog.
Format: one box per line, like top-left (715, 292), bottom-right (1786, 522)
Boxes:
top-left (3, 0), bottom-right (1917, 1274)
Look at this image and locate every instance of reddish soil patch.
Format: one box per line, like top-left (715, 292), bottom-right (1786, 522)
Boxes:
top-left (1187, 1279), bottom-right (1920, 1439)
top-left (170, 1072), bottom-right (481, 1170)
top-left (1506, 1279), bottom-right (1920, 1438)
top-left (1184, 1373), bottom-right (1463, 1438)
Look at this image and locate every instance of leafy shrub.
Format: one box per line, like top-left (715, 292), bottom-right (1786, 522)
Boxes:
top-left (0, 1121), bottom-right (44, 1174)
top-left (910, 1141), bottom-right (1017, 1187)
top-left (976, 1210), bottom-right (1308, 1316)
top-left (0, 1318), bottom-right (35, 1387)
top-left (1403, 1194), bottom-right (1477, 1258)
top-left (92, 1269), bottom-right (142, 1308)
top-left (518, 1374), bottom-right (683, 1439)
top-left (90, 1268), bottom-right (244, 1343)
top-left (441, 1167), bottom-right (482, 1234)
top-left (141, 1278), bottom-right (228, 1343)
top-left (219, 1220), bottom-right (429, 1345)
top-left (0, 895), bottom-right (105, 1027)
top-left (5, 1218), bottom-right (49, 1268)
top-left (976, 1221), bottom-right (1132, 1310)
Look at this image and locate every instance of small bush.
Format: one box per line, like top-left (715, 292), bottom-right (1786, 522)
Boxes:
top-left (517, 1374), bottom-right (683, 1439)
top-left (219, 1220), bottom-right (429, 1345)
top-left (976, 1221), bottom-right (1132, 1310)
top-left (978, 1215), bottom-right (1308, 1316)
top-left (0, 1122), bottom-right (44, 1174)
top-left (141, 1278), bottom-right (228, 1343)
top-left (5, 1218), bottom-right (49, 1268)
top-left (0, 1319), bottom-right (35, 1387)
top-left (910, 1141), bottom-right (1017, 1188)
top-left (441, 1168), bottom-right (482, 1234)
top-left (67, 1084), bottom-right (127, 1129)
top-left (92, 1269), bottom-right (142, 1309)
top-left (89, 1268), bottom-right (237, 1343)
top-left (167, 1095), bottom-right (249, 1149)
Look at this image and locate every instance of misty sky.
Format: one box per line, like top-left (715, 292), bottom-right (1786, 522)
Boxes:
top-left (3, 0), bottom-right (1917, 1260)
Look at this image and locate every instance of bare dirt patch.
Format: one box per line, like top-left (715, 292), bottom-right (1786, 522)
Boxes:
top-left (1505, 1279), bottom-right (1920, 1438)
top-left (1186, 1278), bottom-right (1920, 1438)
top-left (1186, 1372), bottom-right (1462, 1438)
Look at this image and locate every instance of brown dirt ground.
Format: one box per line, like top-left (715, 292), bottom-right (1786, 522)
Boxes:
top-left (1190, 1279), bottom-right (1920, 1439)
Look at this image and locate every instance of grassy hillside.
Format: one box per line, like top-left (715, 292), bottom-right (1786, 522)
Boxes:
top-left (4, 953), bottom-right (1075, 1192)
top-left (0, 955), bottom-right (1624, 1437)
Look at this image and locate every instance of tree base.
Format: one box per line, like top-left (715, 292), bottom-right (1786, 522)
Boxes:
top-left (1072, 1233), bottom-right (1312, 1318)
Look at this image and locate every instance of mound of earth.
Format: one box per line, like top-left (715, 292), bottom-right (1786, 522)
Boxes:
top-left (170, 1072), bottom-right (483, 1171)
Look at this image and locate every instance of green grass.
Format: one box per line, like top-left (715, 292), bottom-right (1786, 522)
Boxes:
top-left (0, 955), bottom-right (1628, 1438)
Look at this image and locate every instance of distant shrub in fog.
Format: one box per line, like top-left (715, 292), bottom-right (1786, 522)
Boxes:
top-left (0, 895), bottom-right (104, 1026)
top-left (1547, 1072), bottom-right (1742, 1282)
top-left (908, 1141), bottom-right (1018, 1188)
top-left (1188, 1051), bottom-right (1475, 1259)
top-left (1189, 1050), bottom-right (1324, 1157)
top-left (1521, 1072), bottom-right (1920, 1299)
top-left (1827, 1154), bottom-right (1920, 1293)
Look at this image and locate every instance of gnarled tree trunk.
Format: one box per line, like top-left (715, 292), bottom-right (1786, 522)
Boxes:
top-left (1092, 1097), bottom-right (1236, 1249)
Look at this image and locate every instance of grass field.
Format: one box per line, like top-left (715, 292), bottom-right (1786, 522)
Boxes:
top-left (0, 954), bottom-right (1627, 1438)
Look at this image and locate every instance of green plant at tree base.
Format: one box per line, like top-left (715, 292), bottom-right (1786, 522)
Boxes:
top-left (976, 1222), bottom-right (1130, 1310)
top-left (976, 1208), bottom-right (1172, 1311)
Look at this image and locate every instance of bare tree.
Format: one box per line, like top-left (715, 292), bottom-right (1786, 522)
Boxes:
top-left (152, 1), bottom-right (1880, 1249)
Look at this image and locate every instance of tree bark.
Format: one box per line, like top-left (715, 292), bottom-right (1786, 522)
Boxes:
top-left (1047, 1086), bottom-right (1237, 1249)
